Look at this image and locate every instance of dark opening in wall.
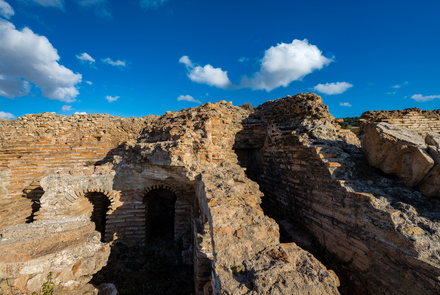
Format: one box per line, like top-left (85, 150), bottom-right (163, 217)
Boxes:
top-left (234, 148), bottom-right (263, 181)
top-left (85, 192), bottom-right (111, 242)
top-left (25, 186), bottom-right (45, 223)
top-left (144, 188), bottom-right (177, 241)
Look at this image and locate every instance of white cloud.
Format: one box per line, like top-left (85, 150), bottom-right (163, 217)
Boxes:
top-left (179, 55), bottom-right (192, 67)
top-left (180, 40), bottom-right (332, 92)
top-left (76, 52), bottom-right (95, 64)
top-left (74, 0), bottom-right (111, 18)
top-left (0, 111), bottom-right (15, 119)
top-left (242, 39), bottom-right (333, 91)
top-left (102, 58), bottom-right (126, 68)
top-left (391, 81), bottom-right (409, 89)
top-left (19, 0), bottom-right (64, 9)
top-left (177, 94), bottom-right (201, 104)
top-left (179, 55), bottom-right (231, 89)
top-left (85, 81), bottom-right (92, 85)
top-left (0, 0), bottom-right (14, 19)
top-left (61, 105), bottom-right (71, 111)
top-left (386, 91), bottom-right (396, 95)
top-left (105, 95), bottom-right (119, 102)
top-left (0, 20), bottom-right (82, 102)
top-left (313, 82), bottom-right (353, 95)
top-left (411, 94), bottom-right (440, 102)
top-left (339, 102), bottom-right (352, 107)
top-left (140, 0), bottom-right (167, 9)
top-left (74, 111), bottom-right (87, 114)
top-left (238, 57), bottom-right (249, 63)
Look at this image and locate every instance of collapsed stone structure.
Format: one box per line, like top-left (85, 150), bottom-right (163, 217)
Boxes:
top-left (361, 122), bottom-right (440, 198)
top-left (0, 94), bottom-right (439, 295)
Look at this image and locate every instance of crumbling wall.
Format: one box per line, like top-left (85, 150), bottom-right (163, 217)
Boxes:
top-left (0, 113), bottom-right (151, 231)
top-left (360, 108), bottom-right (440, 135)
top-left (121, 101), bottom-right (340, 294)
top-left (0, 101), bottom-right (340, 295)
top-left (238, 94), bottom-right (440, 295)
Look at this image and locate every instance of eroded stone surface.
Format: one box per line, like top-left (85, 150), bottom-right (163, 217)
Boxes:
top-left (1, 94), bottom-right (439, 295)
top-left (362, 122), bottom-right (434, 187)
top-left (426, 132), bottom-right (440, 147)
top-left (0, 216), bottom-right (110, 294)
top-left (243, 243), bottom-right (340, 295)
top-left (237, 95), bottom-right (440, 295)
top-left (419, 165), bottom-right (440, 198)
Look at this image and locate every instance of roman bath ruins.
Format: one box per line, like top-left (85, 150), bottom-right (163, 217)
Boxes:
top-left (0, 93), bottom-right (439, 294)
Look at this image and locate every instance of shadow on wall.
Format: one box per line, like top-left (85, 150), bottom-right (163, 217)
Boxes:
top-left (85, 192), bottom-right (111, 243)
top-left (27, 141), bottom-right (199, 294)
top-left (234, 108), bottom-right (440, 295)
top-left (24, 186), bottom-right (44, 223)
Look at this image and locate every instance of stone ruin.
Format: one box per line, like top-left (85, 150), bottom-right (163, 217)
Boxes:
top-left (0, 93), bottom-right (439, 295)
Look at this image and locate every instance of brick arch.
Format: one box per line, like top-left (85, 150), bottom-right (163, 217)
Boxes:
top-left (67, 188), bottom-right (122, 242)
top-left (141, 184), bottom-right (180, 198)
top-left (69, 188), bottom-right (122, 213)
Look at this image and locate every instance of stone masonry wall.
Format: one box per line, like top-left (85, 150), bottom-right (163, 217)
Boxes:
top-left (238, 94), bottom-right (440, 295)
top-left (360, 108), bottom-right (440, 135)
top-left (0, 113), bottom-right (151, 231)
top-left (0, 99), bottom-right (343, 294)
top-left (117, 100), bottom-right (340, 294)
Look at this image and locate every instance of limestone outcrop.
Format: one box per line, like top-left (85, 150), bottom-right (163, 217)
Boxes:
top-left (361, 122), bottom-right (440, 198)
top-left (361, 122), bottom-right (434, 187)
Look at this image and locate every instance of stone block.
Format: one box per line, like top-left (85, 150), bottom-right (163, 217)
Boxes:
top-left (362, 122), bottom-right (434, 187)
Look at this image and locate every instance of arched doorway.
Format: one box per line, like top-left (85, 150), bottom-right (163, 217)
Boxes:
top-left (144, 188), bottom-right (177, 242)
top-left (85, 192), bottom-right (111, 242)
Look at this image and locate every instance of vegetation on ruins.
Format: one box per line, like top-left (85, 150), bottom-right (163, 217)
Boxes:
top-left (32, 272), bottom-right (54, 295)
top-left (338, 116), bottom-right (359, 129)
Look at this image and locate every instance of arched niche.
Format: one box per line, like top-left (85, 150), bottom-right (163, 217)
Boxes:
top-left (84, 192), bottom-right (111, 242)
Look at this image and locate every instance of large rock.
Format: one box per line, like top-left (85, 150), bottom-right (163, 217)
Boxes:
top-left (362, 122), bottom-right (434, 187)
top-left (0, 216), bottom-right (110, 295)
top-left (425, 132), bottom-right (440, 147)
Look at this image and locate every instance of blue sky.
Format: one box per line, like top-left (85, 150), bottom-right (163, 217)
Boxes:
top-left (0, 0), bottom-right (439, 120)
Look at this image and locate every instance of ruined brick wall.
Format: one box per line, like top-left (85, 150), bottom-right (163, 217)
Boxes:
top-left (0, 100), bottom-right (342, 295)
top-left (238, 94), bottom-right (440, 295)
top-left (115, 100), bottom-right (339, 294)
top-left (360, 108), bottom-right (440, 134)
top-left (0, 113), bottom-right (151, 231)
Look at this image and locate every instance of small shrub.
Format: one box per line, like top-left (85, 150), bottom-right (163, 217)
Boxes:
top-left (230, 265), bottom-right (246, 275)
top-left (32, 272), bottom-right (54, 295)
